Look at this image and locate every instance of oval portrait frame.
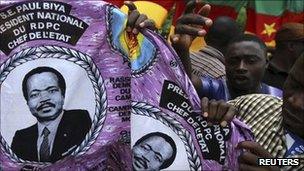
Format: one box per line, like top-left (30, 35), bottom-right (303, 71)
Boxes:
top-left (131, 101), bottom-right (202, 171)
top-left (0, 45), bottom-right (107, 165)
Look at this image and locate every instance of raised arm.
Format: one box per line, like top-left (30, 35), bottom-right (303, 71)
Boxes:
top-left (171, 1), bottom-right (212, 95)
top-left (124, 1), bottom-right (156, 35)
top-left (171, 1), bottom-right (212, 73)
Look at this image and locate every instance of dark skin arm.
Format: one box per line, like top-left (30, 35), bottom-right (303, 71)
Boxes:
top-left (124, 1), bottom-right (156, 34)
top-left (125, 1), bottom-right (233, 127)
top-left (237, 141), bottom-right (280, 171)
top-left (201, 97), bottom-right (235, 127)
top-left (126, 0), bottom-right (211, 78)
top-left (172, 1), bottom-right (234, 125)
top-left (171, 0), bottom-right (212, 97)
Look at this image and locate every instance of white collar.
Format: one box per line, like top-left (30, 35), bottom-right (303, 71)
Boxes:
top-left (37, 111), bottom-right (64, 137)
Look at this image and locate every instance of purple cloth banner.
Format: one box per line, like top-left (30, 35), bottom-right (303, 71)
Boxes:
top-left (131, 30), bottom-right (254, 170)
top-left (0, 1), bottom-right (131, 170)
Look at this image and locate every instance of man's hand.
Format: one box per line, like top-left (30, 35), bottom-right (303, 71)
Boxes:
top-left (124, 1), bottom-right (156, 35)
top-left (237, 141), bottom-right (280, 171)
top-left (201, 97), bottom-right (235, 127)
top-left (171, 0), bottom-right (212, 52)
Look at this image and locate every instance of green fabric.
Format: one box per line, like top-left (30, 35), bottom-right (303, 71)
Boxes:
top-left (248, 0), bottom-right (303, 16)
top-left (236, 7), bottom-right (247, 31)
top-left (159, 2), bottom-right (175, 39)
top-left (286, 0), bottom-right (304, 13)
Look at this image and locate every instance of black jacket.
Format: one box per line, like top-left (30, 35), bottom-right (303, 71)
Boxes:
top-left (11, 110), bottom-right (92, 162)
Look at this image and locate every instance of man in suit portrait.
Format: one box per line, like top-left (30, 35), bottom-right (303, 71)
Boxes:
top-left (11, 66), bottom-right (92, 163)
top-left (133, 132), bottom-right (177, 171)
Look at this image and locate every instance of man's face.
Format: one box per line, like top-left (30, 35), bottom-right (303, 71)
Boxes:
top-left (133, 136), bottom-right (173, 170)
top-left (225, 41), bottom-right (267, 91)
top-left (282, 63), bottom-right (304, 138)
top-left (26, 72), bottom-right (64, 122)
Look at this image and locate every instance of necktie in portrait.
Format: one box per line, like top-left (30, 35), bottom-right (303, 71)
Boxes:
top-left (39, 127), bottom-right (50, 162)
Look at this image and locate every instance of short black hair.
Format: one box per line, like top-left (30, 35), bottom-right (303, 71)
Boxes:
top-left (22, 67), bottom-right (66, 101)
top-left (134, 132), bottom-right (177, 170)
top-left (227, 34), bottom-right (267, 55)
top-left (205, 16), bottom-right (241, 48)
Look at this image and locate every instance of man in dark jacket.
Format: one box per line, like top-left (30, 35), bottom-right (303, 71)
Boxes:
top-left (11, 67), bottom-right (92, 162)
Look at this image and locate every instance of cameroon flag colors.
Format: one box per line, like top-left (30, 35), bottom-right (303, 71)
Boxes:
top-left (205, 0), bottom-right (247, 20)
top-left (246, 0), bottom-right (304, 47)
top-left (105, 0), bottom-right (186, 26)
top-left (105, 0), bottom-right (303, 48)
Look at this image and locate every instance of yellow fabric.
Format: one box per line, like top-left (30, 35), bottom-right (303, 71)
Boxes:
top-left (120, 1), bottom-right (168, 29)
top-left (168, 25), bottom-right (206, 52)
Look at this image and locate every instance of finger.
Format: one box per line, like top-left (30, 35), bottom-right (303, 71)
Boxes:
top-left (133, 14), bottom-right (148, 34)
top-left (198, 4), bottom-right (211, 17)
top-left (126, 10), bottom-right (140, 31)
top-left (197, 4), bottom-right (212, 27)
top-left (175, 24), bottom-right (206, 36)
top-left (124, 1), bottom-right (137, 12)
top-left (239, 163), bottom-right (264, 171)
top-left (214, 100), bottom-right (228, 122)
top-left (132, 28), bottom-right (139, 34)
top-left (238, 141), bottom-right (258, 151)
top-left (170, 34), bottom-right (180, 44)
top-left (140, 19), bottom-right (156, 30)
top-left (238, 141), bottom-right (272, 158)
top-left (135, 14), bottom-right (147, 28)
top-left (184, 0), bottom-right (196, 14)
top-left (201, 97), bottom-right (209, 117)
top-left (177, 14), bottom-right (209, 26)
top-left (208, 99), bottom-right (218, 122)
top-left (239, 151), bottom-right (259, 166)
top-left (221, 104), bottom-right (235, 127)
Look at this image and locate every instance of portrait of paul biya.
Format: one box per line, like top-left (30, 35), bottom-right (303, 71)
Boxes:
top-left (0, 59), bottom-right (97, 163)
top-left (132, 114), bottom-right (191, 170)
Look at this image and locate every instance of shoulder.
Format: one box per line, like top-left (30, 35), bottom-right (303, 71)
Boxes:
top-left (63, 110), bottom-right (91, 120)
top-left (61, 110), bottom-right (92, 133)
top-left (201, 76), bottom-right (227, 100)
top-left (14, 124), bottom-right (37, 137)
top-left (228, 94), bottom-right (286, 157)
top-left (261, 83), bottom-right (283, 98)
top-left (64, 109), bottom-right (90, 115)
top-left (229, 94), bottom-right (282, 112)
top-left (228, 94), bottom-right (282, 126)
top-left (202, 77), bottom-right (225, 92)
top-left (14, 124), bottom-right (38, 139)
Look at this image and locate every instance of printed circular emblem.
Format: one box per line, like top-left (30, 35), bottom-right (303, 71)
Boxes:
top-left (131, 101), bottom-right (201, 171)
top-left (0, 46), bottom-right (107, 164)
top-left (170, 60), bottom-right (178, 68)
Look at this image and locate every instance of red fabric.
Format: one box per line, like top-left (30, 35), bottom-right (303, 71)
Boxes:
top-left (246, 8), bottom-right (304, 44)
top-left (103, 0), bottom-right (182, 13)
top-left (104, 0), bottom-right (186, 25)
top-left (282, 10), bottom-right (304, 24)
top-left (208, 5), bottom-right (238, 20)
top-left (172, 1), bottom-right (186, 25)
top-left (104, 0), bottom-right (124, 7)
top-left (246, 8), bottom-right (281, 42)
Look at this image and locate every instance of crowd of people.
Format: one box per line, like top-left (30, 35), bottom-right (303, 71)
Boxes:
top-left (126, 0), bottom-right (303, 170)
